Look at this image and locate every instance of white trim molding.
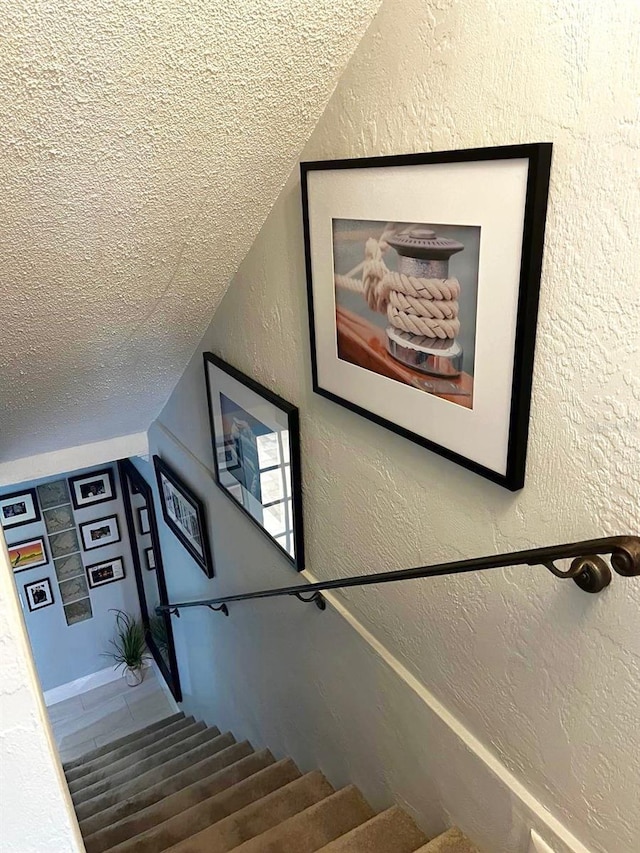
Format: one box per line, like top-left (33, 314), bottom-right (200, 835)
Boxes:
top-left (0, 432), bottom-right (149, 486)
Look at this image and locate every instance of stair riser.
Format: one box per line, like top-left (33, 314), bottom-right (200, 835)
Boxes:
top-left (83, 750), bottom-right (277, 853)
top-left (147, 772), bottom-right (335, 853)
top-left (78, 741), bottom-right (254, 832)
top-left (104, 761), bottom-right (307, 853)
top-left (63, 713), bottom-right (184, 772)
top-left (66, 718), bottom-right (199, 784)
top-left (72, 727), bottom-right (221, 805)
top-left (75, 733), bottom-right (236, 820)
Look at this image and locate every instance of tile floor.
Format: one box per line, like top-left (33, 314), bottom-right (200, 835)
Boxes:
top-left (48, 668), bottom-right (176, 763)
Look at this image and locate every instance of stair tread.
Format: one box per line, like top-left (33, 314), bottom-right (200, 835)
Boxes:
top-left (75, 732), bottom-right (238, 821)
top-left (218, 785), bottom-right (375, 853)
top-left (73, 727), bottom-right (222, 804)
top-left (63, 713), bottom-right (185, 771)
top-left (112, 769), bottom-right (332, 853)
top-left (79, 741), bottom-right (255, 837)
top-left (414, 828), bottom-right (480, 853)
top-left (67, 717), bottom-right (197, 783)
top-left (85, 756), bottom-right (298, 853)
top-left (318, 806), bottom-right (428, 852)
top-left (69, 722), bottom-right (208, 794)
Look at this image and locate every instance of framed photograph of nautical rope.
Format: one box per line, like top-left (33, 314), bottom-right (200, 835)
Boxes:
top-left (0, 488), bottom-right (41, 529)
top-left (203, 352), bottom-right (305, 571)
top-left (68, 467), bottom-right (116, 510)
top-left (153, 456), bottom-right (214, 578)
top-left (301, 143), bottom-right (552, 490)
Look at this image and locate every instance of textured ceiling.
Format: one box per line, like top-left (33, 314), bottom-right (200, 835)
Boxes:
top-left (0, 0), bottom-right (381, 466)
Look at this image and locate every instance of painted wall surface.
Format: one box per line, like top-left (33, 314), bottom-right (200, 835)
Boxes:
top-left (0, 0), bottom-right (381, 465)
top-left (0, 533), bottom-right (83, 852)
top-left (152, 2), bottom-right (640, 852)
top-left (1, 464), bottom-right (141, 691)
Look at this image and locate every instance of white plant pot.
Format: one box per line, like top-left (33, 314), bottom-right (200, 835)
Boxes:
top-left (125, 666), bottom-right (144, 687)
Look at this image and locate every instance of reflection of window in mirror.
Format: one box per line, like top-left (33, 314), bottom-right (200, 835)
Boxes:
top-left (257, 430), bottom-right (294, 558)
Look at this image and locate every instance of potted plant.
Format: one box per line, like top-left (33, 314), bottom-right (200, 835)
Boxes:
top-left (104, 609), bottom-right (148, 686)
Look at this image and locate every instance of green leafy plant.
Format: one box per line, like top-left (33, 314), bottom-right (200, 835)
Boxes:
top-left (104, 609), bottom-right (147, 673)
top-left (149, 614), bottom-right (169, 656)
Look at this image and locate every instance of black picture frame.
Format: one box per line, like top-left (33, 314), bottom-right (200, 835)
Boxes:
top-left (8, 536), bottom-right (49, 573)
top-left (153, 455), bottom-right (214, 579)
top-left (24, 577), bottom-right (54, 611)
top-left (144, 546), bottom-right (156, 571)
top-left (301, 143), bottom-right (552, 491)
top-left (79, 514), bottom-right (121, 552)
top-left (118, 459), bottom-right (182, 703)
top-left (0, 488), bottom-right (41, 529)
top-left (137, 506), bottom-right (151, 535)
top-left (68, 467), bottom-right (117, 510)
top-left (86, 556), bottom-right (126, 589)
top-left (203, 351), bottom-right (305, 571)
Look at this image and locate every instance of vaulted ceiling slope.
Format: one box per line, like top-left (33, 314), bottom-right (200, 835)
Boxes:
top-left (0, 0), bottom-right (381, 468)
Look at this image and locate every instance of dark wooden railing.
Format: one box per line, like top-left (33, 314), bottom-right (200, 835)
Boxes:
top-left (157, 535), bottom-right (640, 617)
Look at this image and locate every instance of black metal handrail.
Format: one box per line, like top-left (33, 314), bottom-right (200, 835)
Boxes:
top-left (157, 535), bottom-right (640, 617)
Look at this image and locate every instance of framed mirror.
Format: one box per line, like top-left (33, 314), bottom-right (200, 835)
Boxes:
top-left (118, 458), bottom-right (181, 702)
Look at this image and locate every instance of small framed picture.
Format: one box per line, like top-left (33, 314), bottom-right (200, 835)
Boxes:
top-left (144, 546), bottom-right (156, 571)
top-left (86, 557), bottom-right (125, 588)
top-left (8, 537), bottom-right (48, 573)
top-left (153, 456), bottom-right (214, 578)
top-left (0, 489), bottom-right (41, 530)
top-left (79, 515), bottom-right (121, 551)
top-left (24, 578), bottom-right (54, 612)
top-left (69, 468), bottom-right (116, 510)
top-left (137, 506), bottom-right (151, 535)
top-left (204, 352), bottom-right (305, 570)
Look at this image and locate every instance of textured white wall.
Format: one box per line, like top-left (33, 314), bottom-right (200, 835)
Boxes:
top-left (155, 1), bottom-right (640, 851)
top-left (0, 533), bottom-right (83, 852)
top-left (0, 0), bottom-right (381, 464)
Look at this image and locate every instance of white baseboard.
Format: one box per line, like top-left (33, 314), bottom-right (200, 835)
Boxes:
top-left (44, 666), bottom-right (122, 706)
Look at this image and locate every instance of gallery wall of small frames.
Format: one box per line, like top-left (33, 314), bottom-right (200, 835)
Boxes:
top-left (1, 466), bottom-right (128, 625)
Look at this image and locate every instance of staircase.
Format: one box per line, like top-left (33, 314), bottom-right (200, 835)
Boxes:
top-left (65, 713), bottom-right (480, 853)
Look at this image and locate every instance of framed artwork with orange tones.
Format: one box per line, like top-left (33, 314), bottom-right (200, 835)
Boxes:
top-left (9, 537), bottom-right (49, 573)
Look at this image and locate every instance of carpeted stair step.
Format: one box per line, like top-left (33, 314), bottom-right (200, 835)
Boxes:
top-left (69, 721), bottom-right (208, 794)
top-left (318, 805), bottom-right (428, 851)
top-left (64, 714), bottom-right (184, 772)
top-left (414, 827), bottom-right (480, 852)
top-left (111, 769), bottom-right (333, 853)
top-left (76, 732), bottom-right (237, 821)
top-left (67, 717), bottom-right (198, 783)
top-left (85, 756), bottom-right (298, 853)
top-left (79, 741), bottom-right (255, 837)
top-left (212, 785), bottom-right (375, 853)
top-left (72, 726), bottom-right (220, 804)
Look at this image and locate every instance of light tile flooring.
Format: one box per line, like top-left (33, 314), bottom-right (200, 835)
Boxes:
top-left (48, 668), bottom-right (176, 764)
